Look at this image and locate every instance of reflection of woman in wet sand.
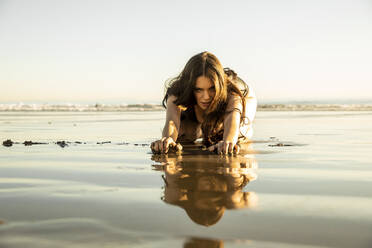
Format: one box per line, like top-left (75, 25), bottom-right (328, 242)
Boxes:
top-left (152, 154), bottom-right (258, 226)
top-left (151, 51), bottom-right (257, 155)
top-left (184, 237), bottom-right (223, 248)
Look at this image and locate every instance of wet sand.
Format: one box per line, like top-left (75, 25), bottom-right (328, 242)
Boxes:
top-left (1, 111), bottom-right (372, 247)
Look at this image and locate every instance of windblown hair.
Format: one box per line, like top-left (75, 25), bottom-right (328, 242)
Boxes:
top-left (163, 51), bottom-right (246, 146)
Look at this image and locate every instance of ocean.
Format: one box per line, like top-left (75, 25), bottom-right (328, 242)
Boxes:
top-left (1, 110), bottom-right (372, 247)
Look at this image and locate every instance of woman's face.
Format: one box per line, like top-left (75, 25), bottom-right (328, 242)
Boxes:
top-left (194, 76), bottom-right (216, 111)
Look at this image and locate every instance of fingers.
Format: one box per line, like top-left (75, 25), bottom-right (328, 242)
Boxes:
top-left (151, 141), bottom-right (158, 153)
top-left (164, 137), bottom-right (177, 153)
top-left (152, 138), bottom-right (238, 155)
top-left (151, 137), bottom-right (182, 154)
top-left (227, 142), bottom-right (234, 154)
top-left (155, 140), bottom-right (162, 153)
top-left (217, 141), bottom-right (224, 154)
top-left (151, 142), bottom-right (155, 153)
top-left (150, 138), bottom-right (164, 154)
top-left (208, 144), bottom-right (216, 152)
top-left (175, 143), bottom-right (183, 152)
top-left (160, 137), bottom-right (167, 153)
top-left (216, 141), bottom-right (234, 155)
top-left (233, 144), bottom-right (240, 154)
top-left (211, 141), bottom-right (237, 155)
top-left (163, 138), bottom-right (171, 153)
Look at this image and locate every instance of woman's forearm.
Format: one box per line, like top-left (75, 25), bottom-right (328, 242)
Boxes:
top-left (223, 111), bottom-right (241, 143)
top-left (162, 120), bottom-right (179, 141)
top-left (161, 95), bottom-right (181, 142)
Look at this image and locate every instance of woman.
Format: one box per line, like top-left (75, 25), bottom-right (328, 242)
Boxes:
top-left (151, 51), bottom-right (257, 154)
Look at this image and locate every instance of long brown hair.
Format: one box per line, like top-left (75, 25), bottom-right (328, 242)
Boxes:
top-left (163, 51), bottom-right (246, 146)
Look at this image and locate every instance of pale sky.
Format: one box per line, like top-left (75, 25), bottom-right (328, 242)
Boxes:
top-left (0, 0), bottom-right (371, 103)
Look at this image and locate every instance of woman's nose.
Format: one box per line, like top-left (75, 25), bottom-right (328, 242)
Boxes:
top-left (202, 91), bottom-right (211, 99)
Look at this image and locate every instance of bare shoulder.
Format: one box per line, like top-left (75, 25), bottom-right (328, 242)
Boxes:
top-left (167, 95), bottom-right (187, 111)
top-left (166, 95), bottom-right (187, 114)
top-left (167, 94), bottom-right (178, 102)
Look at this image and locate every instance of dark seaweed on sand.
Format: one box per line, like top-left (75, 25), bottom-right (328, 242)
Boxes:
top-left (2, 139), bottom-right (14, 147)
top-left (56, 141), bottom-right (68, 148)
top-left (23, 141), bottom-right (48, 146)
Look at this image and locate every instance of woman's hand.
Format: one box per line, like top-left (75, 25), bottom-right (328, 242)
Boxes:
top-left (207, 140), bottom-right (240, 155)
top-left (151, 137), bottom-right (182, 154)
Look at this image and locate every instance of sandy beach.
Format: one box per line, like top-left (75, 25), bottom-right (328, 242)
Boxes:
top-left (1, 110), bottom-right (372, 247)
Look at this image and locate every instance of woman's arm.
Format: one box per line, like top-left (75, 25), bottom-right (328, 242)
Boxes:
top-left (223, 101), bottom-right (241, 144)
top-left (219, 85), bottom-right (257, 154)
top-left (162, 95), bottom-right (181, 141)
top-left (207, 94), bottom-right (243, 154)
top-left (151, 95), bottom-right (183, 154)
top-left (222, 94), bottom-right (243, 153)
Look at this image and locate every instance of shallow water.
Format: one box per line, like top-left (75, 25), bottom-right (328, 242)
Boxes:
top-left (1, 111), bottom-right (372, 248)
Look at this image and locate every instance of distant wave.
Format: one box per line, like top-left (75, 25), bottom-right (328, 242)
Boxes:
top-left (0, 103), bottom-right (164, 112)
top-left (1, 103), bottom-right (372, 111)
top-left (258, 104), bottom-right (372, 111)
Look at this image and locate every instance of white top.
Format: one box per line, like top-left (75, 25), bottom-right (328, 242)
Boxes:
top-left (240, 83), bottom-right (257, 139)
